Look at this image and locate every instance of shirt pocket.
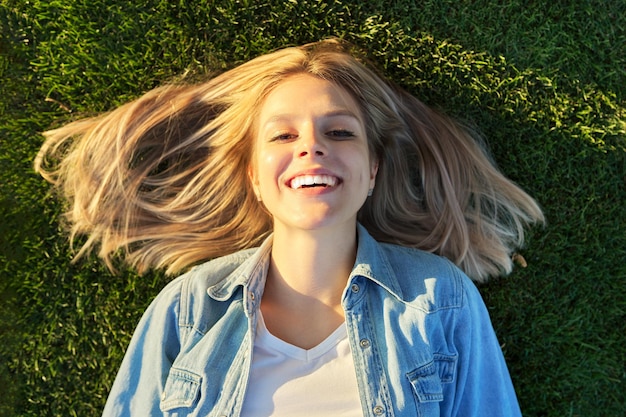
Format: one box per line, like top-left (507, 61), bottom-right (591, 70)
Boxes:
top-left (160, 367), bottom-right (202, 413)
top-left (407, 354), bottom-right (456, 404)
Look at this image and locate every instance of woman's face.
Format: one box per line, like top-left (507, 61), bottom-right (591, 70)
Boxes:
top-left (250, 73), bottom-right (378, 234)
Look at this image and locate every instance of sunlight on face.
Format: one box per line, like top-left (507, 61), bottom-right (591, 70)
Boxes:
top-left (250, 74), bottom-right (378, 234)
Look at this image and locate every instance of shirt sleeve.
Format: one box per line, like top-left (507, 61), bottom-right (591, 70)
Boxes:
top-left (447, 274), bottom-right (523, 417)
top-left (102, 277), bottom-right (183, 417)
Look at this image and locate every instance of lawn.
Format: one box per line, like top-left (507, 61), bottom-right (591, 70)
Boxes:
top-left (1, 0), bottom-right (624, 416)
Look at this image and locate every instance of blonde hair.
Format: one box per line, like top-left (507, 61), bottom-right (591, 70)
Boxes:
top-left (35, 39), bottom-right (543, 281)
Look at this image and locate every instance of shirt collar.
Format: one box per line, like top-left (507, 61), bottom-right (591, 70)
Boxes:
top-left (207, 224), bottom-right (403, 302)
top-left (351, 223), bottom-right (403, 299)
top-left (207, 234), bottom-right (272, 303)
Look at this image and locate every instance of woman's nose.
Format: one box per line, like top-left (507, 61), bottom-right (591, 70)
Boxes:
top-left (297, 129), bottom-right (326, 158)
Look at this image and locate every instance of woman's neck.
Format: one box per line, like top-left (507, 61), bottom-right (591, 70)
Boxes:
top-left (260, 223), bottom-right (358, 349)
top-left (268, 223), bottom-right (357, 303)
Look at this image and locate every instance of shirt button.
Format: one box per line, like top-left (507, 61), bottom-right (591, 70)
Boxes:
top-left (373, 405), bottom-right (385, 415)
top-left (359, 338), bottom-right (371, 348)
top-left (351, 283), bottom-right (360, 293)
top-left (249, 291), bottom-right (255, 301)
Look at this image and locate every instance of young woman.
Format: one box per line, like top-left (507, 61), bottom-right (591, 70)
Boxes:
top-left (36, 39), bottom-right (544, 416)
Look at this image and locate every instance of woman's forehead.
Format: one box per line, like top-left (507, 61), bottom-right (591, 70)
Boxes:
top-left (257, 74), bottom-right (364, 125)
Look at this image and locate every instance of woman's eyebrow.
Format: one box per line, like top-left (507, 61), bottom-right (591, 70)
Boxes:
top-left (323, 109), bottom-right (361, 119)
top-left (263, 109), bottom-right (362, 127)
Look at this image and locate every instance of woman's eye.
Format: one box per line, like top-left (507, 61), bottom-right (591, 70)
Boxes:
top-left (271, 133), bottom-right (296, 141)
top-left (327, 129), bottom-right (355, 138)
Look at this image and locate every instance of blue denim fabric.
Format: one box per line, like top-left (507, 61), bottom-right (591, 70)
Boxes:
top-left (103, 225), bottom-right (522, 416)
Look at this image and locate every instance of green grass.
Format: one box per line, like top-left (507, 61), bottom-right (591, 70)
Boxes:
top-left (1, 0), bottom-right (624, 416)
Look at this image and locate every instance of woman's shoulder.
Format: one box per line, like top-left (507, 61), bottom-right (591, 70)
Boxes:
top-left (144, 247), bottom-right (260, 339)
top-left (182, 247), bottom-right (258, 290)
top-left (148, 247), bottom-right (258, 306)
top-left (380, 242), bottom-right (462, 277)
top-left (176, 248), bottom-right (258, 297)
top-left (376, 242), bottom-right (473, 310)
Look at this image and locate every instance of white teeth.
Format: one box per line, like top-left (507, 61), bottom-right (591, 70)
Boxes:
top-left (290, 175), bottom-right (338, 189)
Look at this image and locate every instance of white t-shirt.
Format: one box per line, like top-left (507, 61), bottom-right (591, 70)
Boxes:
top-left (240, 313), bottom-right (363, 416)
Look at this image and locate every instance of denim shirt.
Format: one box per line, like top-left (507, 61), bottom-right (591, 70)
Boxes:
top-left (102, 225), bottom-right (522, 416)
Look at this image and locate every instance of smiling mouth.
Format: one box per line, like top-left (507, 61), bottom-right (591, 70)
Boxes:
top-left (289, 174), bottom-right (339, 189)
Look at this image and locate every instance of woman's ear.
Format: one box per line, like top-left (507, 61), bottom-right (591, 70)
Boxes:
top-left (369, 159), bottom-right (379, 190)
top-left (248, 165), bottom-right (261, 201)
